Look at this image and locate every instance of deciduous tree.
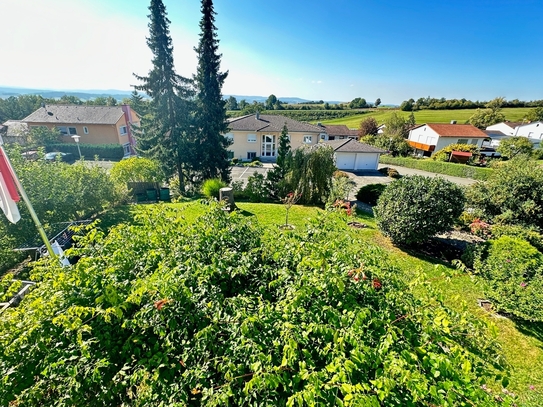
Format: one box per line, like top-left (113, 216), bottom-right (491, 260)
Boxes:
top-left (358, 117), bottom-right (379, 137)
top-left (497, 136), bottom-right (533, 159)
top-left (468, 97), bottom-right (506, 129)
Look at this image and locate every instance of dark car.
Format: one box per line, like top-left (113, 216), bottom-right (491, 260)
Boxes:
top-left (44, 152), bottom-right (76, 163)
top-left (479, 148), bottom-right (501, 158)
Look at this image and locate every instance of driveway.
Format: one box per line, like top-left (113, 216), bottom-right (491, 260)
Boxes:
top-left (230, 164), bottom-right (272, 184)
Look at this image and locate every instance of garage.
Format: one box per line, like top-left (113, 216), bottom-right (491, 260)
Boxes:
top-left (326, 139), bottom-right (384, 171)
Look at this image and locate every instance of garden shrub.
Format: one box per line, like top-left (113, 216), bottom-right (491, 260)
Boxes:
top-left (490, 224), bottom-right (543, 252)
top-left (379, 155), bottom-right (492, 180)
top-left (465, 157), bottom-right (543, 229)
top-left (46, 143), bottom-right (124, 160)
top-left (326, 176), bottom-right (356, 205)
top-left (355, 183), bottom-right (387, 206)
top-left (432, 143), bottom-right (479, 162)
top-left (110, 157), bottom-right (164, 185)
top-left (245, 172), bottom-right (269, 202)
top-left (374, 175), bottom-right (465, 245)
top-left (201, 178), bottom-right (227, 199)
top-left (333, 170), bottom-right (349, 179)
top-left (0, 145), bottom-right (118, 272)
top-left (0, 203), bottom-right (513, 406)
top-left (473, 235), bottom-right (543, 321)
top-left (230, 180), bottom-right (248, 200)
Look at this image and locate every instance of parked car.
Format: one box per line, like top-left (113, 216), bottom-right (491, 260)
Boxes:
top-left (44, 152), bottom-right (75, 163)
top-left (479, 148), bottom-right (501, 158)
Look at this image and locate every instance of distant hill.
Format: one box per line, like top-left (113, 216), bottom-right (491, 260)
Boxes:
top-left (0, 86), bottom-right (134, 101)
top-left (0, 87), bottom-right (345, 105)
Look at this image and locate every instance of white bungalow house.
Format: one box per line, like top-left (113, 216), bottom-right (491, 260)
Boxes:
top-left (486, 121), bottom-right (543, 148)
top-left (408, 123), bottom-right (487, 157)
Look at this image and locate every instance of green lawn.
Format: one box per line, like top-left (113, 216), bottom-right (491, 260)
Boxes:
top-left (100, 201), bottom-right (543, 406)
top-left (316, 107), bottom-right (533, 128)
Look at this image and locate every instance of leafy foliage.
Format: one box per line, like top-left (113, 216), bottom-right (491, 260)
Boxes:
top-left (465, 157), bottom-right (543, 229)
top-left (526, 106), bottom-right (543, 122)
top-left (266, 123), bottom-right (291, 199)
top-left (110, 157), bottom-right (164, 185)
top-left (0, 203), bottom-right (513, 406)
top-left (496, 136), bottom-right (533, 159)
top-left (0, 145), bottom-right (118, 271)
top-left (473, 236), bottom-right (543, 321)
top-left (283, 145), bottom-right (336, 205)
top-left (245, 172), bottom-right (270, 203)
top-left (432, 143), bottom-right (479, 162)
top-left (201, 178), bottom-right (227, 199)
top-left (468, 97), bottom-right (506, 129)
top-left (379, 155), bottom-right (493, 180)
top-left (358, 116), bottom-right (379, 137)
top-left (45, 143), bottom-right (124, 160)
top-left (374, 176), bottom-right (465, 245)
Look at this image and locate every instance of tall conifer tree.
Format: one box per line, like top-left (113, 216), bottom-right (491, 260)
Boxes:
top-left (193, 0), bottom-right (231, 182)
top-left (134, 0), bottom-right (193, 189)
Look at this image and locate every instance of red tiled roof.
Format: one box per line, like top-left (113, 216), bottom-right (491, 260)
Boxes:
top-left (426, 123), bottom-right (487, 138)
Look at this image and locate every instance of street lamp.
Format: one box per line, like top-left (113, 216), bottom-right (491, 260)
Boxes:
top-left (71, 135), bottom-right (82, 160)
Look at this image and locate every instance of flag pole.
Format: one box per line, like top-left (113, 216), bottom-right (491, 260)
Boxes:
top-left (0, 144), bottom-right (56, 258)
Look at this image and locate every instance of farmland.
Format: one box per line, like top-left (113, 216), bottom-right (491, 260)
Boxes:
top-left (315, 107), bottom-right (533, 128)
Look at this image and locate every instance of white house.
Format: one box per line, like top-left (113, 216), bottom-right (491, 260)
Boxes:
top-left (486, 121), bottom-right (522, 136)
top-left (486, 121), bottom-right (543, 147)
top-left (408, 123), bottom-right (488, 157)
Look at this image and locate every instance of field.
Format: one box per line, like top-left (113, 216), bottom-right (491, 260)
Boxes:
top-left (99, 201), bottom-right (543, 406)
top-left (315, 107), bottom-right (533, 128)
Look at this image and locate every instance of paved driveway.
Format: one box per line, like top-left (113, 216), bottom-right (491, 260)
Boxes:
top-left (230, 164), bottom-right (271, 184)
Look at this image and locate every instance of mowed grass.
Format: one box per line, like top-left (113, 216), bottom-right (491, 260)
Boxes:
top-left (316, 107), bottom-right (533, 128)
top-left (100, 201), bottom-right (543, 406)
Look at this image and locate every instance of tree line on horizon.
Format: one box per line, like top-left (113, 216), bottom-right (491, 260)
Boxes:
top-left (399, 96), bottom-right (543, 111)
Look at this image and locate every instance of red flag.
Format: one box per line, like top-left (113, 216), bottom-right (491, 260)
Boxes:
top-left (0, 148), bottom-right (20, 223)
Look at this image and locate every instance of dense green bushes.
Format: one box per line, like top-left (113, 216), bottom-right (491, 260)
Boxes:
top-left (201, 178), bottom-right (227, 199)
top-left (466, 158), bottom-right (543, 229)
top-left (46, 143), bottom-right (124, 160)
top-left (473, 236), bottom-right (543, 321)
top-left (0, 203), bottom-right (513, 406)
top-left (0, 145), bottom-right (119, 272)
top-left (374, 176), bottom-right (465, 245)
top-left (379, 155), bottom-right (493, 180)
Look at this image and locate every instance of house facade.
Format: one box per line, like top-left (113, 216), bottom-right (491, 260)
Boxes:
top-left (226, 114), bottom-right (326, 161)
top-left (486, 121), bottom-right (543, 148)
top-left (408, 123), bottom-right (487, 157)
top-left (22, 104), bottom-right (140, 156)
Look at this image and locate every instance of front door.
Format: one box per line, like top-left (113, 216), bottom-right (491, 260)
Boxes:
top-left (261, 135), bottom-right (276, 157)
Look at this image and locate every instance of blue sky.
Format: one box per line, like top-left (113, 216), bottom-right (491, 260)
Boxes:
top-left (1, 0), bottom-right (541, 104)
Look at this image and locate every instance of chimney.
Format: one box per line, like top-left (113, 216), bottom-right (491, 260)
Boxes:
top-left (450, 120), bottom-right (457, 124)
top-left (256, 111), bottom-right (260, 120)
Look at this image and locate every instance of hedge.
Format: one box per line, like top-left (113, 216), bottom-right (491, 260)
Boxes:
top-left (379, 155), bottom-right (493, 180)
top-left (46, 143), bottom-right (124, 160)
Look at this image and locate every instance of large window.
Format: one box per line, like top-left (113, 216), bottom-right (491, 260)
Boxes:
top-left (58, 126), bottom-right (77, 136)
top-left (303, 135), bottom-right (313, 144)
top-left (247, 152), bottom-right (257, 160)
top-left (261, 135), bottom-right (276, 157)
top-left (457, 138), bottom-right (468, 144)
top-left (122, 143), bottom-right (131, 155)
top-left (247, 134), bottom-right (257, 142)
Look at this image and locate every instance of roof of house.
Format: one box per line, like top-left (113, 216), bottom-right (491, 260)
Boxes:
top-left (483, 129), bottom-right (508, 138)
top-left (23, 105), bottom-right (128, 125)
top-left (323, 138), bottom-right (385, 153)
top-left (320, 124), bottom-right (358, 137)
top-left (425, 123), bottom-right (487, 138)
top-left (503, 121), bottom-right (523, 129)
top-left (2, 120), bottom-right (28, 137)
top-left (228, 114), bottom-right (323, 133)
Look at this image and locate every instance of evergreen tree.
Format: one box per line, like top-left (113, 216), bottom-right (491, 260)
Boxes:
top-left (193, 0), bottom-right (231, 182)
top-left (128, 90), bottom-right (149, 117)
top-left (267, 123), bottom-right (291, 198)
top-left (133, 0), bottom-right (193, 189)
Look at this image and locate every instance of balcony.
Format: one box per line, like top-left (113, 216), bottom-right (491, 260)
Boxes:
top-left (408, 140), bottom-right (435, 152)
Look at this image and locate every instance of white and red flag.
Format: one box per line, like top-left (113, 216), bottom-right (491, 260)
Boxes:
top-left (0, 147), bottom-right (21, 223)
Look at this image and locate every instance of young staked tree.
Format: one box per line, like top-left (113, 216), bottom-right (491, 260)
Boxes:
top-left (193, 0), bottom-right (231, 183)
top-left (133, 0), bottom-right (193, 189)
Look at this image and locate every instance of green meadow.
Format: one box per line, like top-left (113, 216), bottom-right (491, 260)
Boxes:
top-left (316, 107), bottom-right (533, 128)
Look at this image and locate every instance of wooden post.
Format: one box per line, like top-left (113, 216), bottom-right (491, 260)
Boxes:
top-left (219, 187), bottom-right (237, 212)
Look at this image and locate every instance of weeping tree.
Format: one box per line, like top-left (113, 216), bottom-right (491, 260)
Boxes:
top-left (133, 0), bottom-right (194, 190)
top-left (283, 144), bottom-right (336, 205)
top-left (192, 0), bottom-right (231, 183)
